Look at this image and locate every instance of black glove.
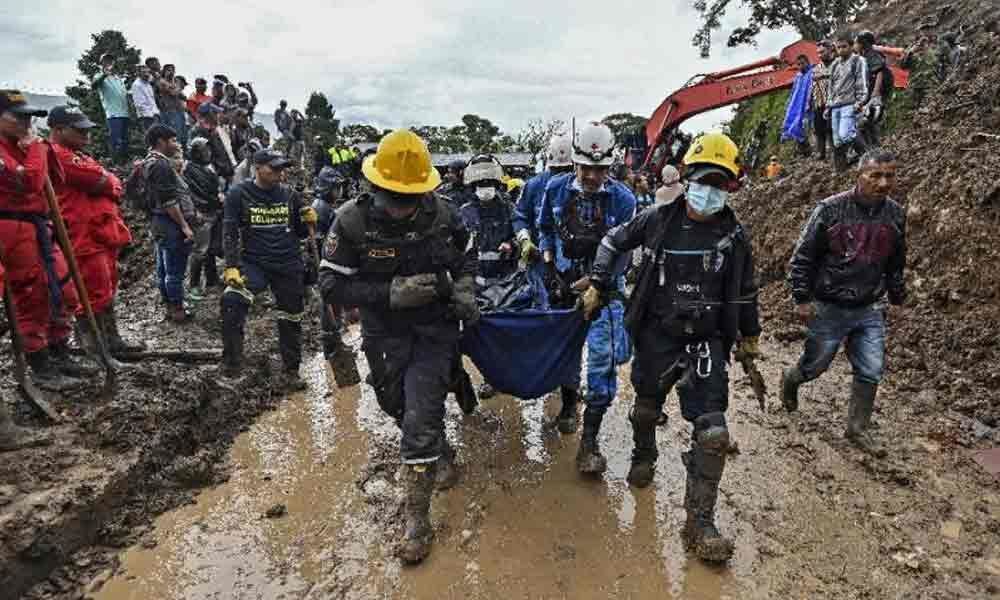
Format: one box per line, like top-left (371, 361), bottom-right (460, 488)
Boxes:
top-left (389, 274), bottom-right (439, 309)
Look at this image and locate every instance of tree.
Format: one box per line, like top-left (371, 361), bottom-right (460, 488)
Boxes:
top-left (305, 92), bottom-right (335, 121)
top-left (340, 124), bottom-right (381, 144)
top-left (304, 91), bottom-right (339, 148)
top-left (65, 30), bottom-right (143, 161)
top-left (461, 114), bottom-right (501, 153)
top-left (601, 113), bottom-right (648, 145)
top-left (515, 118), bottom-right (566, 156)
top-left (691, 0), bottom-right (866, 58)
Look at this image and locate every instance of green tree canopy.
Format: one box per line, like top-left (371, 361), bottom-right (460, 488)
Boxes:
top-left (305, 92), bottom-right (335, 121)
top-left (600, 112), bottom-right (648, 145)
top-left (515, 118), bottom-right (566, 156)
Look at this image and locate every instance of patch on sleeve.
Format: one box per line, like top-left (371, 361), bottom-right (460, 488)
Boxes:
top-left (323, 234), bottom-right (339, 259)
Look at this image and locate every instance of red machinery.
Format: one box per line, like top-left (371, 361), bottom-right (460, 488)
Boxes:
top-left (642, 40), bottom-right (910, 173)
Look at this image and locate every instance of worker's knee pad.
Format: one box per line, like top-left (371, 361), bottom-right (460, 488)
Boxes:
top-left (693, 412), bottom-right (730, 454)
top-left (631, 396), bottom-right (661, 428)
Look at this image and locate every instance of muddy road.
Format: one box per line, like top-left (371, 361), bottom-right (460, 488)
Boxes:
top-left (77, 325), bottom-right (1000, 600)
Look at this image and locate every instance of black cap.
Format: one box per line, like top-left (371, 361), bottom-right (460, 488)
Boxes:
top-left (195, 77), bottom-right (207, 85)
top-left (47, 105), bottom-right (96, 129)
top-left (0, 90), bottom-right (48, 117)
top-left (253, 149), bottom-right (293, 169)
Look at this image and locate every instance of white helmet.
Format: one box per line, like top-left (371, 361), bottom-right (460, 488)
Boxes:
top-left (572, 122), bottom-right (616, 166)
top-left (547, 133), bottom-right (573, 168)
top-left (463, 155), bottom-right (505, 186)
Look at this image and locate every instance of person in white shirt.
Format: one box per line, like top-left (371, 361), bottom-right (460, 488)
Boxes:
top-left (130, 65), bottom-right (160, 134)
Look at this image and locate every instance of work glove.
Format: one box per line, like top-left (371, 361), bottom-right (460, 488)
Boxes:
top-left (300, 206), bottom-right (319, 225)
top-left (450, 276), bottom-right (480, 326)
top-left (223, 267), bottom-right (245, 288)
top-left (389, 273), bottom-right (439, 310)
top-left (737, 336), bottom-right (762, 359)
top-left (578, 285), bottom-right (605, 321)
top-left (518, 238), bottom-right (540, 263)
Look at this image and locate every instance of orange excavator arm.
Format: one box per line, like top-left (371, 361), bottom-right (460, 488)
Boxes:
top-left (643, 39), bottom-right (909, 172)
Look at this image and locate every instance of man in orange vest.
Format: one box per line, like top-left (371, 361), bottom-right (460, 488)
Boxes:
top-left (48, 105), bottom-right (144, 355)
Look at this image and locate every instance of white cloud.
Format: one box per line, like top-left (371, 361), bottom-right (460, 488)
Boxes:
top-left (6, 0), bottom-right (798, 135)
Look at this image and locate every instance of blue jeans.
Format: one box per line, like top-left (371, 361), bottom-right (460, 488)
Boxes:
top-left (161, 111), bottom-right (188, 149)
top-left (583, 299), bottom-right (632, 410)
top-left (830, 105), bottom-right (858, 148)
top-left (153, 216), bottom-right (192, 306)
top-left (106, 117), bottom-right (129, 160)
top-left (798, 301), bottom-right (886, 385)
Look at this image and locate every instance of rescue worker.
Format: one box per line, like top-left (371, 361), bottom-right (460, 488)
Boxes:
top-left (513, 133), bottom-right (578, 432)
top-left (0, 90), bottom-right (90, 391)
top-left (312, 166), bottom-right (361, 387)
top-left (318, 129), bottom-right (477, 564)
top-left (457, 154), bottom-right (518, 400)
top-left (220, 149), bottom-right (316, 390)
top-left (47, 105), bottom-right (143, 355)
top-left (438, 158), bottom-right (471, 210)
top-left (538, 122), bottom-right (637, 473)
top-left (783, 150), bottom-right (905, 459)
top-left (584, 132), bottom-right (761, 563)
top-left (184, 137), bottom-right (222, 299)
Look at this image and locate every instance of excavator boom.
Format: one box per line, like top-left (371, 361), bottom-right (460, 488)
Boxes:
top-left (643, 39), bottom-right (909, 171)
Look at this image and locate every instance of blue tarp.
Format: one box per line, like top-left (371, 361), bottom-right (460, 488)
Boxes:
top-left (460, 309), bottom-right (589, 399)
top-left (782, 67), bottom-right (814, 143)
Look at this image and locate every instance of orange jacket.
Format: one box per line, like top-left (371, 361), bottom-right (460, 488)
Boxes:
top-left (0, 136), bottom-right (52, 215)
top-left (49, 142), bottom-right (131, 255)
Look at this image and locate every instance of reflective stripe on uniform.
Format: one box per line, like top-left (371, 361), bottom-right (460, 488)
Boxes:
top-left (600, 238), bottom-right (618, 253)
top-left (275, 309), bottom-right (304, 323)
top-left (478, 251), bottom-right (501, 261)
top-left (319, 259), bottom-right (358, 276)
top-left (224, 285), bottom-right (255, 303)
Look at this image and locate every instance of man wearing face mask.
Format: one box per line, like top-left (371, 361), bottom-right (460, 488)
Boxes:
top-left (538, 122), bottom-right (637, 475)
top-left (312, 166), bottom-right (361, 387)
top-left (584, 132), bottom-right (760, 563)
top-left (456, 154), bottom-right (517, 400)
top-left (318, 130), bottom-right (477, 565)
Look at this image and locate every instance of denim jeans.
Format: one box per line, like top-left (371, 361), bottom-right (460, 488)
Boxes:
top-left (583, 298), bottom-right (632, 410)
top-left (153, 216), bottom-right (192, 306)
top-left (830, 105), bottom-right (858, 148)
top-left (161, 111), bottom-right (188, 149)
top-left (797, 301), bottom-right (886, 385)
top-left (137, 115), bottom-right (160, 137)
top-left (106, 117), bottom-right (129, 161)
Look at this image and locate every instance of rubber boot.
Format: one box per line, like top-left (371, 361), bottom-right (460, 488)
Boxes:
top-left (451, 367), bottom-right (478, 416)
top-left (435, 437), bottom-right (459, 491)
top-left (627, 398), bottom-right (660, 488)
top-left (682, 452), bottom-right (734, 562)
top-left (576, 406), bottom-right (608, 475)
top-left (49, 340), bottom-right (101, 378)
top-left (546, 386), bottom-right (579, 434)
top-left (781, 367), bottom-right (804, 413)
top-left (326, 337), bottom-right (361, 387)
top-left (0, 400), bottom-right (51, 452)
top-left (845, 380), bottom-right (887, 458)
top-left (204, 260), bottom-right (221, 289)
top-left (221, 311), bottom-right (245, 378)
top-left (26, 348), bottom-right (83, 392)
top-left (397, 462), bottom-right (436, 564)
top-left (101, 305), bottom-right (147, 354)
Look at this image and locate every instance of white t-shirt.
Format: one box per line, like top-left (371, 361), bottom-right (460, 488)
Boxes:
top-left (130, 78), bottom-right (159, 118)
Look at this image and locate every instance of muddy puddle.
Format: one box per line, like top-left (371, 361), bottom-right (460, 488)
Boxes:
top-left (86, 333), bottom-right (882, 600)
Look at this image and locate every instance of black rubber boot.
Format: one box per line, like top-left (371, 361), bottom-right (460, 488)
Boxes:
top-left (845, 380), bottom-right (887, 458)
top-left (434, 437), bottom-right (459, 491)
top-left (451, 366), bottom-right (478, 416)
top-left (327, 340), bottom-right (361, 387)
top-left (833, 146), bottom-right (849, 173)
top-left (188, 257), bottom-right (203, 292)
top-left (397, 463), bottom-right (436, 564)
top-left (101, 305), bottom-right (147, 354)
top-left (627, 398), bottom-right (660, 488)
top-left (781, 367), bottom-right (805, 413)
top-left (0, 400), bottom-right (51, 452)
top-left (26, 348), bottom-right (83, 392)
top-left (204, 260), bottom-right (221, 289)
top-left (576, 406), bottom-right (608, 475)
top-left (682, 415), bottom-right (734, 563)
top-left (546, 386), bottom-right (579, 434)
top-left (221, 306), bottom-right (245, 378)
top-left (49, 341), bottom-right (101, 378)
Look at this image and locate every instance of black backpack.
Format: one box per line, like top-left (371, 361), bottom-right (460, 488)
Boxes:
top-left (123, 157), bottom-right (155, 215)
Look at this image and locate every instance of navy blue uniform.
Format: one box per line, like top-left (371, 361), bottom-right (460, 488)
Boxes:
top-left (459, 195), bottom-right (517, 285)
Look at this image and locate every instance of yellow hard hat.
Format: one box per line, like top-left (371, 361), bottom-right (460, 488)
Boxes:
top-left (506, 178), bottom-right (525, 193)
top-left (683, 132), bottom-right (741, 178)
top-left (362, 129), bottom-right (441, 194)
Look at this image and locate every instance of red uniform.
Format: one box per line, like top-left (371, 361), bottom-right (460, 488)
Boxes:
top-left (49, 142), bottom-right (132, 315)
top-left (0, 136), bottom-right (80, 353)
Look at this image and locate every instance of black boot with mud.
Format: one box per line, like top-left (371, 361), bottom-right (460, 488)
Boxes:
top-left (50, 341), bottom-right (101, 378)
top-left (0, 400), bottom-right (51, 452)
top-left (627, 400), bottom-right (660, 488)
top-left (576, 407), bottom-right (608, 475)
top-left (545, 386), bottom-right (579, 434)
top-left (435, 438), bottom-right (460, 491)
top-left (26, 348), bottom-right (83, 392)
top-left (682, 415), bottom-right (735, 563)
top-left (326, 340), bottom-right (361, 387)
top-left (845, 380), bottom-right (887, 458)
top-left (397, 463), bottom-right (436, 565)
top-left (781, 366), bottom-right (804, 413)
top-left (101, 304), bottom-right (147, 354)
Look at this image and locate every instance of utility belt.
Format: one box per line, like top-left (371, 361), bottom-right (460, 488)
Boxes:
top-left (657, 339), bottom-right (719, 394)
top-left (652, 299), bottom-right (722, 340)
top-left (0, 210), bottom-right (67, 316)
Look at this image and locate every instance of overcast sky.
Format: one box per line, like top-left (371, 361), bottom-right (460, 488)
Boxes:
top-left (3, 0), bottom-right (796, 135)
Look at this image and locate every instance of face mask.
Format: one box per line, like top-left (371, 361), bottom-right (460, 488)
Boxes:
top-left (475, 187), bottom-right (497, 202)
top-left (686, 182), bottom-right (728, 216)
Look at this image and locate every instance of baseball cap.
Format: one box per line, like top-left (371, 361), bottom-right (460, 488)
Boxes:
top-left (253, 149), bottom-right (293, 169)
top-left (0, 90), bottom-right (48, 117)
top-left (197, 101), bottom-right (224, 116)
top-left (47, 105), bottom-right (96, 129)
